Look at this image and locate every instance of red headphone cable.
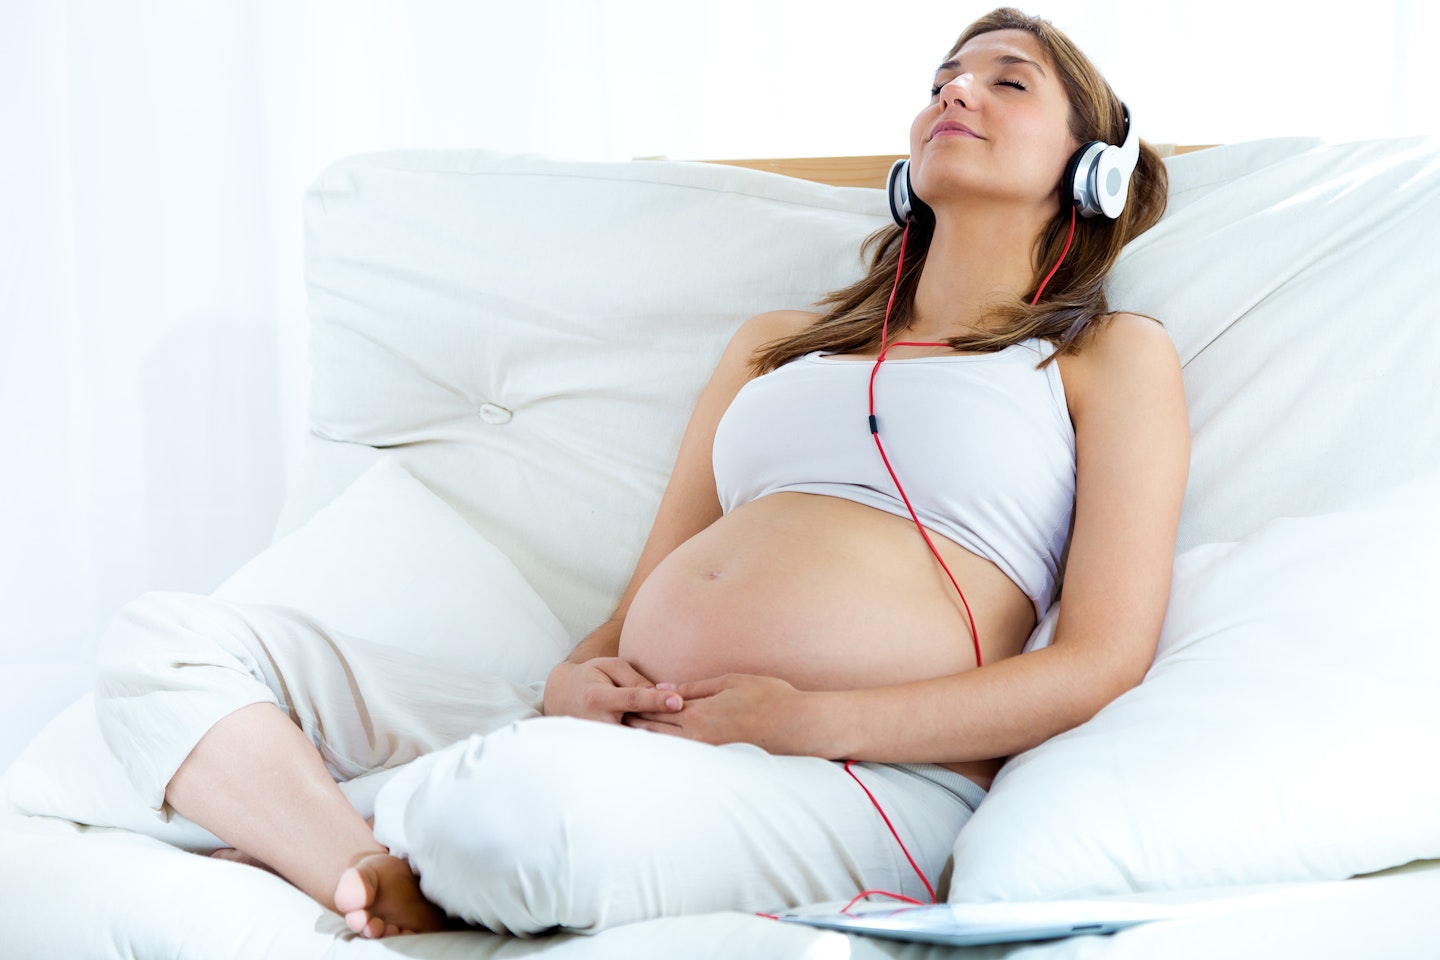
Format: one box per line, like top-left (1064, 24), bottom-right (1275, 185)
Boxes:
top-left (868, 220), bottom-right (981, 667)
top-left (867, 204), bottom-right (1076, 671)
top-left (776, 206), bottom-right (1081, 921)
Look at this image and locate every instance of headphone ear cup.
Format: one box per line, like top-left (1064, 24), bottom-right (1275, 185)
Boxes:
top-left (887, 159), bottom-right (911, 227)
top-left (904, 164), bottom-right (934, 225)
top-left (887, 159), bottom-right (935, 227)
top-left (1065, 140), bottom-right (1106, 218)
top-left (1093, 144), bottom-right (1133, 219)
top-left (1069, 104), bottom-right (1139, 219)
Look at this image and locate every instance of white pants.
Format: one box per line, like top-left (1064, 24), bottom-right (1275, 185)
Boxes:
top-left (93, 592), bottom-right (542, 819)
top-left (372, 718), bottom-right (982, 935)
top-left (94, 592), bottom-right (982, 933)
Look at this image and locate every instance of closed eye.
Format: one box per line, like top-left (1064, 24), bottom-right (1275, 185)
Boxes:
top-left (930, 78), bottom-right (1029, 97)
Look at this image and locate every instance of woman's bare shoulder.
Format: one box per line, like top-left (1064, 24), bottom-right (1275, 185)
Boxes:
top-left (1056, 312), bottom-right (1181, 412)
top-left (734, 309), bottom-right (824, 345)
top-left (711, 309), bottom-right (825, 378)
top-left (700, 309), bottom-right (825, 391)
top-left (1076, 311), bottom-right (1172, 358)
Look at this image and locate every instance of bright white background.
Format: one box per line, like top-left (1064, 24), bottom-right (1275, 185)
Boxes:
top-left (1, 0), bottom-right (1436, 767)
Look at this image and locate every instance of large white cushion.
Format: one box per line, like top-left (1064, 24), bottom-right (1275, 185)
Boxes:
top-left (283, 152), bottom-right (891, 640)
top-left (1107, 136), bottom-right (1440, 553)
top-left (215, 454), bottom-right (569, 683)
top-left (950, 466), bottom-right (1440, 901)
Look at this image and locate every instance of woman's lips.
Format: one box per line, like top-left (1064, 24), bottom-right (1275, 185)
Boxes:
top-left (928, 121), bottom-right (982, 141)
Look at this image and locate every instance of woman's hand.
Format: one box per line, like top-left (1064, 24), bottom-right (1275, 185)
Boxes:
top-left (624, 673), bottom-right (829, 756)
top-left (542, 657), bottom-right (682, 724)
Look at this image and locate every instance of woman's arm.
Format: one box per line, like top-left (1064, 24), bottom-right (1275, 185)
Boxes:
top-left (636, 313), bottom-right (1190, 761)
top-left (542, 309), bottom-right (818, 722)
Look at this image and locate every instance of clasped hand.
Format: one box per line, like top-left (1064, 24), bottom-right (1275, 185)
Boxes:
top-left (543, 657), bottom-right (815, 754)
top-left (627, 673), bottom-right (815, 754)
top-left (542, 657), bottom-right (681, 724)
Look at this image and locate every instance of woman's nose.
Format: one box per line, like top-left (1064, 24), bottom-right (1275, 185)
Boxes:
top-left (941, 72), bottom-right (974, 106)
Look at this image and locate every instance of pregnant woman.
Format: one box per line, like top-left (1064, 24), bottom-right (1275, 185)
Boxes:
top-left (94, 6), bottom-right (1187, 940)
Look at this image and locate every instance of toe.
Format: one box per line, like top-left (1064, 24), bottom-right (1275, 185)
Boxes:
top-left (334, 865), bottom-right (375, 915)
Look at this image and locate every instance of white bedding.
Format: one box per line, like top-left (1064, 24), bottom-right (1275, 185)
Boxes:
top-left (5, 809), bottom-right (1440, 959)
top-left (4, 134), bottom-right (1440, 958)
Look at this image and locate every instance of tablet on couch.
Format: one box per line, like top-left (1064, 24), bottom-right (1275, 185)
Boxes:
top-left (776, 898), bottom-right (1204, 947)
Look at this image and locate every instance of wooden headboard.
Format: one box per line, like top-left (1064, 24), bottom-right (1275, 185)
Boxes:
top-left (708, 147), bottom-right (1215, 189)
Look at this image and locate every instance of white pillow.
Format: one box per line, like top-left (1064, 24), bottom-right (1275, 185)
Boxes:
top-left (291, 150), bottom-right (889, 644)
top-left (1109, 137), bottom-right (1440, 556)
top-left (1, 456), bottom-right (567, 841)
top-left (214, 454), bottom-right (570, 684)
top-left (949, 467), bottom-right (1440, 902)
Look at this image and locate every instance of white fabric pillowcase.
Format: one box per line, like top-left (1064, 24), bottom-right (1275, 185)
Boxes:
top-left (292, 150), bottom-right (889, 644)
top-left (214, 454), bottom-right (571, 683)
top-left (1, 456), bottom-right (569, 843)
top-left (950, 466), bottom-right (1440, 902)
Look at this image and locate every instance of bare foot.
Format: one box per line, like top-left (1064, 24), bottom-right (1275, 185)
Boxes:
top-left (209, 848), bottom-right (276, 874)
top-left (334, 854), bottom-right (449, 939)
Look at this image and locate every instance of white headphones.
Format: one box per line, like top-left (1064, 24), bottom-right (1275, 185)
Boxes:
top-left (1065, 103), bottom-right (1138, 219)
top-left (887, 103), bottom-right (1139, 225)
top-left (886, 158), bottom-right (926, 227)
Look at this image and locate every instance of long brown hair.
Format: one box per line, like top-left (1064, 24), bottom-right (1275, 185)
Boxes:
top-left (752, 7), bottom-right (1168, 374)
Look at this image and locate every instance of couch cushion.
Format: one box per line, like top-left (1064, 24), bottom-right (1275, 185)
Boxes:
top-left (1107, 136), bottom-right (1440, 554)
top-left (217, 455), bottom-right (568, 683)
top-left (950, 465), bottom-right (1440, 901)
top-left (289, 152), bottom-right (890, 640)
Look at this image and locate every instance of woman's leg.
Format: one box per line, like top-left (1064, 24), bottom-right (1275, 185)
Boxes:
top-left (353, 716), bottom-right (980, 936)
top-left (163, 701), bottom-right (444, 934)
top-left (93, 591), bottom-right (542, 935)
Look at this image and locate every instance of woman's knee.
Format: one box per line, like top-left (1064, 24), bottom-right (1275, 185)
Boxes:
top-left (94, 591), bottom-right (191, 687)
top-left (94, 592), bottom-right (285, 699)
top-left (92, 593), bottom-right (283, 790)
top-left (388, 717), bottom-right (631, 860)
top-left (377, 718), bottom-right (663, 933)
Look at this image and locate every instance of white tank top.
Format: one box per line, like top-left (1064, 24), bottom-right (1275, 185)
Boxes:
top-left (711, 339), bottom-right (1076, 620)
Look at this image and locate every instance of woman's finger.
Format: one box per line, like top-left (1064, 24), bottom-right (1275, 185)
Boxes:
top-left (592, 657), bottom-right (655, 689)
top-left (622, 715), bottom-right (683, 735)
top-left (628, 709), bottom-right (688, 724)
top-left (587, 684), bottom-right (682, 718)
top-left (672, 676), bottom-right (729, 699)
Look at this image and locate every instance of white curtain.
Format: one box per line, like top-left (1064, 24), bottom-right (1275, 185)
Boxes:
top-left (1, 0), bottom-right (1435, 765)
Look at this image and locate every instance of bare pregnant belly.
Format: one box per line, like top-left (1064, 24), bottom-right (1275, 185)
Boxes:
top-left (617, 493), bottom-right (1039, 785)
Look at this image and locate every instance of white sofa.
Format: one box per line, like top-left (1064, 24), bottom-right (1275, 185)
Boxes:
top-left (3, 136), bottom-right (1440, 958)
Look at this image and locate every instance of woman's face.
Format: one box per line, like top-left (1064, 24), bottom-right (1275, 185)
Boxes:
top-left (907, 28), bottom-right (1080, 215)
